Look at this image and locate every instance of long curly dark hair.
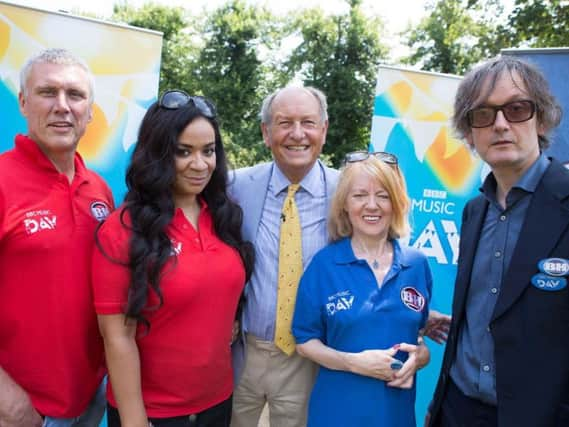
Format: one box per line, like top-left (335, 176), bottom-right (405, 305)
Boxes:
top-left (114, 98), bottom-right (254, 327)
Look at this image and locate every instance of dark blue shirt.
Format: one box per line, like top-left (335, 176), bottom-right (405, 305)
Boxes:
top-left (450, 154), bottom-right (550, 405)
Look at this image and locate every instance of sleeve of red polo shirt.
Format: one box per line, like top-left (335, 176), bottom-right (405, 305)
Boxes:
top-left (0, 182), bottom-right (5, 239)
top-left (92, 207), bottom-right (131, 315)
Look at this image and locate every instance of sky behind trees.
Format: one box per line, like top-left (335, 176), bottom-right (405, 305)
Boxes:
top-left (12, 0), bottom-right (437, 57)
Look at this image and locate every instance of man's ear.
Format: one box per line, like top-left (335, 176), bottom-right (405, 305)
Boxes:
top-left (261, 123), bottom-right (271, 148)
top-left (322, 120), bottom-right (329, 145)
top-left (18, 92), bottom-right (27, 117)
top-left (537, 120), bottom-right (546, 138)
top-left (465, 132), bottom-right (475, 150)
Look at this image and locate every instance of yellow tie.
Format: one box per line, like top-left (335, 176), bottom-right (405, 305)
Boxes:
top-left (274, 184), bottom-right (303, 355)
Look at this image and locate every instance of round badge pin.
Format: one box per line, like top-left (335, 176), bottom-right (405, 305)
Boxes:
top-left (400, 287), bottom-right (426, 312)
top-left (538, 258), bottom-right (569, 277)
top-left (90, 201), bottom-right (111, 222)
top-left (531, 273), bottom-right (567, 292)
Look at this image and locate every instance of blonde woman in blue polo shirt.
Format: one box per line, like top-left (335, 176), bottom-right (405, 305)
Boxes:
top-left (292, 152), bottom-right (432, 427)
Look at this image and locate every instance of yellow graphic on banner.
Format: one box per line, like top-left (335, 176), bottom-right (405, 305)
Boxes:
top-left (0, 1), bottom-right (162, 160)
top-left (0, 1), bottom-right (163, 202)
top-left (371, 66), bottom-right (480, 193)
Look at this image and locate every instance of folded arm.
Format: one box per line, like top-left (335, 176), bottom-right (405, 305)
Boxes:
top-left (296, 338), bottom-right (403, 382)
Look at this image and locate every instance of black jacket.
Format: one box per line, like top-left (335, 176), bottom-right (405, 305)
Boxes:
top-left (429, 159), bottom-right (569, 427)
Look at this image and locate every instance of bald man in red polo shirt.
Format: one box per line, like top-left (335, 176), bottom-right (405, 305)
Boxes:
top-left (0, 48), bottom-right (113, 427)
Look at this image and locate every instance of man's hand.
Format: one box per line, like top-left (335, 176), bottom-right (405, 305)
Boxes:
top-left (231, 320), bottom-right (240, 344)
top-left (423, 310), bottom-right (451, 344)
top-left (1, 402), bottom-right (43, 427)
top-left (0, 368), bottom-right (42, 427)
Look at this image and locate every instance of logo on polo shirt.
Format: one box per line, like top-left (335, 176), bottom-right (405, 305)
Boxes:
top-left (170, 239), bottom-right (182, 256)
top-left (326, 290), bottom-right (355, 316)
top-left (401, 287), bottom-right (426, 312)
top-left (23, 209), bottom-right (57, 235)
top-left (90, 201), bottom-right (111, 222)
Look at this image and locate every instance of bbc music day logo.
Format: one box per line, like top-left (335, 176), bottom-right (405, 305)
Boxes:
top-left (410, 188), bottom-right (459, 266)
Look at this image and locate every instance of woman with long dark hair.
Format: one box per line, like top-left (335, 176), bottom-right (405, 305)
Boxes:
top-left (92, 91), bottom-right (254, 427)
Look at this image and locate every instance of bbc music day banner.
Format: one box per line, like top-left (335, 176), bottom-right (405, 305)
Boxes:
top-left (0, 3), bottom-right (162, 425)
top-left (0, 0), bottom-right (163, 205)
top-left (370, 65), bottom-right (484, 422)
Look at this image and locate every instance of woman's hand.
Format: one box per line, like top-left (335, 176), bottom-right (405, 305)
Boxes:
top-left (296, 339), bottom-right (425, 385)
top-left (297, 339), bottom-right (402, 382)
top-left (387, 342), bottom-right (428, 389)
top-left (346, 346), bottom-right (401, 382)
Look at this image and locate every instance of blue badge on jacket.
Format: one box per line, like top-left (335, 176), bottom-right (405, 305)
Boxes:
top-left (538, 258), bottom-right (569, 277)
top-left (531, 273), bottom-right (567, 291)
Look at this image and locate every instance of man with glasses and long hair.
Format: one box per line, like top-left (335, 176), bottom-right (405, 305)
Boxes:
top-left (426, 56), bottom-right (568, 427)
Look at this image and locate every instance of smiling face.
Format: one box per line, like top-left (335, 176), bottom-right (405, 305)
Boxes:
top-left (19, 62), bottom-right (93, 158)
top-left (262, 87), bottom-right (328, 183)
top-left (344, 168), bottom-right (393, 243)
top-left (172, 117), bottom-right (216, 208)
top-left (466, 71), bottom-right (543, 177)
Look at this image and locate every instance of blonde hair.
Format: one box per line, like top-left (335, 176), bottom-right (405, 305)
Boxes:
top-left (328, 156), bottom-right (410, 241)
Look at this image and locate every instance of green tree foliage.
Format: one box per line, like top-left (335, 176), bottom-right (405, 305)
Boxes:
top-left (195, 0), bottom-right (280, 166)
top-left (403, 0), bottom-right (504, 75)
top-left (500, 0), bottom-right (569, 47)
top-left (405, 0), bottom-right (569, 75)
top-left (285, 0), bottom-right (388, 167)
top-left (109, 0), bottom-right (389, 168)
top-left (112, 3), bottom-right (199, 93)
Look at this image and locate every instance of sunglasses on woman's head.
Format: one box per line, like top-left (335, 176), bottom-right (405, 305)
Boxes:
top-left (343, 151), bottom-right (398, 166)
top-left (158, 90), bottom-right (217, 118)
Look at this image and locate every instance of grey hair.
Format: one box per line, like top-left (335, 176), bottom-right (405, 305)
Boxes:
top-left (259, 85), bottom-right (328, 125)
top-left (19, 48), bottom-right (95, 103)
top-left (453, 55), bottom-right (562, 149)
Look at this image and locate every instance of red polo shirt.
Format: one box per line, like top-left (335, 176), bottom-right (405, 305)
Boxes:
top-left (0, 135), bottom-right (114, 417)
top-left (92, 205), bottom-right (245, 418)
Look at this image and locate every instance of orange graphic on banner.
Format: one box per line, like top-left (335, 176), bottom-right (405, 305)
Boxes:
top-left (425, 126), bottom-right (476, 191)
top-left (78, 104), bottom-right (112, 158)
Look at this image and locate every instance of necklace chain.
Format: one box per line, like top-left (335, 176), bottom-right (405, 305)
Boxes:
top-left (355, 239), bottom-right (390, 270)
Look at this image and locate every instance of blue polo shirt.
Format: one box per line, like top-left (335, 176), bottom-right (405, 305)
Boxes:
top-left (292, 238), bottom-right (432, 427)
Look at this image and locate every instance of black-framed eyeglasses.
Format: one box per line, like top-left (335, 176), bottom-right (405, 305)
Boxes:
top-left (158, 90), bottom-right (217, 118)
top-left (343, 151), bottom-right (398, 166)
top-left (467, 100), bottom-right (536, 128)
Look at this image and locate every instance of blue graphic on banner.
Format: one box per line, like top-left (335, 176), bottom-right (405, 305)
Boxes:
top-left (370, 65), bottom-right (481, 423)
